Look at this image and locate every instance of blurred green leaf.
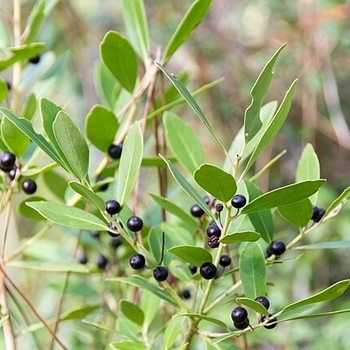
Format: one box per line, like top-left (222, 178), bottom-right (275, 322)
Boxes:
top-left (220, 231), bottom-right (260, 244)
top-left (85, 105), bottom-right (118, 152)
top-left (244, 44), bottom-right (285, 143)
top-left (278, 198), bottom-right (313, 227)
top-left (122, 0), bottom-right (150, 63)
top-left (236, 297), bottom-right (269, 316)
top-left (120, 300), bottom-right (144, 326)
top-left (23, 1), bottom-right (45, 44)
top-left (194, 163), bottom-right (236, 202)
top-left (239, 242), bottom-right (266, 299)
top-left (0, 79), bottom-right (9, 102)
top-left (110, 341), bottom-right (147, 350)
top-left (100, 31), bottom-right (138, 93)
top-left (163, 111), bottom-right (205, 174)
top-left (17, 196), bottom-right (46, 221)
top-left (164, 316), bottom-right (185, 350)
top-left (168, 245), bottom-right (212, 266)
top-left (281, 308), bottom-right (350, 322)
top-left (325, 185), bottom-right (350, 220)
top-left (7, 260), bottom-right (90, 273)
top-left (163, 0), bottom-right (212, 61)
top-left (116, 122), bottom-right (143, 205)
top-left (26, 201), bottom-right (107, 231)
top-left (21, 93), bottom-right (37, 120)
top-left (42, 170), bottom-right (68, 200)
top-left (53, 111), bottom-right (90, 180)
top-left (0, 315), bottom-right (9, 328)
top-left (175, 313), bottom-right (227, 329)
top-left (295, 240), bottom-right (350, 250)
top-left (68, 181), bottom-right (105, 211)
top-left (242, 180), bottom-right (326, 214)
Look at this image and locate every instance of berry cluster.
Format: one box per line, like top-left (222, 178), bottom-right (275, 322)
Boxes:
top-left (231, 306), bottom-right (250, 330)
top-left (266, 240), bottom-right (286, 258)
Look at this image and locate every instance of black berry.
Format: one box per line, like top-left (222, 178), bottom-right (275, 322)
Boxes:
top-left (96, 254), bottom-right (108, 270)
top-left (107, 222), bottom-right (119, 237)
top-left (1, 151), bottom-right (16, 168)
top-left (206, 221), bottom-right (221, 237)
top-left (255, 296), bottom-right (270, 310)
top-left (216, 203), bottom-right (224, 212)
top-left (204, 195), bottom-right (211, 205)
top-left (110, 236), bottom-right (122, 249)
top-left (231, 194), bottom-right (247, 209)
top-left (129, 254), bottom-right (145, 270)
top-left (105, 199), bottom-right (121, 215)
top-left (5, 80), bottom-right (11, 91)
top-left (234, 318), bottom-right (250, 330)
top-left (108, 143), bottom-right (123, 159)
top-left (231, 306), bottom-right (248, 324)
top-left (190, 204), bottom-right (205, 218)
top-left (219, 254), bottom-right (231, 267)
top-left (153, 266), bottom-right (168, 282)
top-left (188, 264), bottom-right (197, 274)
top-left (29, 54), bottom-right (41, 64)
top-left (180, 289), bottom-right (191, 299)
top-left (311, 205), bottom-right (325, 223)
top-left (200, 262), bottom-right (217, 280)
top-left (8, 167), bottom-right (17, 181)
top-left (208, 235), bottom-right (220, 248)
top-left (127, 216), bottom-right (143, 232)
top-left (77, 253), bottom-right (88, 264)
top-left (267, 240), bottom-right (286, 257)
top-left (261, 314), bottom-right (277, 329)
top-left (90, 230), bottom-right (100, 238)
top-left (22, 179), bottom-right (37, 194)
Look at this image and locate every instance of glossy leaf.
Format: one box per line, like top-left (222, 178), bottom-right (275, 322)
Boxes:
top-left (278, 198), bottom-right (313, 227)
top-left (163, 0), bottom-right (212, 61)
top-left (53, 111), bottom-right (90, 180)
top-left (160, 156), bottom-right (216, 221)
top-left (122, 0), bottom-right (150, 63)
top-left (155, 62), bottom-right (226, 155)
top-left (163, 111), bottom-right (205, 174)
top-left (194, 163), bottom-right (236, 202)
top-left (168, 245), bottom-right (212, 266)
top-left (295, 240), bottom-right (350, 250)
top-left (21, 93), bottom-right (37, 120)
top-left (100, 31), bottom-right (138, 93)
top-left (116, 122), bottom-right (143, 205)
top-left (42, 170), bottom-right (68, 200)
top-left (23, 1), bottom-right (45, 44)
top-left (244, 44), bottom-right (285, 143)
top-left (85, 105), bottom-right (118, 152)
top-left (239, 242), bottom-right (266, 299)
top-left (26, 201), bottom-right (108, 231)
top-left (236, 297), bottom-right (269, 316)
top-left (245, 180), bottom-right (274, 243)
top-left (281, 308), bottom-right (350, 323)
top-left (242, 180), bottom-right (326, 214)
top-left (17, 196), bottom-right (46, 221)
top-left (120, 300), bottom-right (144, 326)
top-left (164, 316), bottom-right (185, 350)
top-left (220, 231), bottom-right (260, 244)
top-left (68, 181), bottom-right (105, 211)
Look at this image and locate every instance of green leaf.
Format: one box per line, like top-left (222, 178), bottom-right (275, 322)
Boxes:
top-left (194, 163), bottom-right (236, 202)
top-left (245, 180), bottom-right (274, 243)
top-left (164, 316), bottom-right (185, 350)
top-left (163, 111), bottom-right (205, 174)
top-left (325, 185), bottom-right (350, 219)
top-left (295, 240), bottom-right (350, 250)
top-left (68, 181), bottom-right (105, 211)
top-left (100, 31), bottom-right (138, 93)
top-left (23, 1), bottom-right (45, 44)
top-left (175, 313), bottom-right (227, 329)
top-left (116, 122), bottom-right (143, 205)
top-left (21, 93), bottom-right (37, 120)
top-left (26, 201), bottom-right (108, 231)
top-left (155, 62), bottom-right (226, 155)
top-left (0, 315), bottom-right (9, 329)
top-left (244, 44), bottom-right (286, 143)
top-left (278, 198), bottom-right (313, 227)
top-left (163, 0), bottom-right (212, 61)
top-left (0, 80), bottom-right (9, 102)
top-left (220, 231), bottom-right (260, 244)
top-left (42, 170), bottom-right (68, 200)
top-left (242, 180), bottom-right (326, 214)
top-left (53, 111), bottom-right (90, 180)
top-left (1, 116), bottom-right (30, 157)
top-left (120, 300), bottom-right (144, 326)
top-left (107, 276), bottom-right (178, 307)
top-left (85, 105), bottom-right (118, 152)
top-left (17, 196), bottom-right (46, 221)
top-left (7, 260), bottom-right (90, 273)
top-left (239, 242), bottom-right (266, 299)
top-left (110, 342), bottom-right (147, 350)
top-left (242, 79), bottom-right (298, 177)
top-left (235, 297), bottom-right (269, 316)
top-left (149, 193), bottom-right (198, 230)
top-left (122, 0), bottom-right (150, 63)
top-left (160, 156), bottom-right (216, 221)
top-left (281, 308), bottom-right (350, 322)
top-left (168, 245), bottom-right (212, 266)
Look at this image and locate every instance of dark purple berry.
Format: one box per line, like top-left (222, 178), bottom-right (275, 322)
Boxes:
top-left (110, 236), bottom-right (122, 249)
top-left (261, 314), bottom-right (277, 329)
top-left (208, 235), bottom-right (220, 248)
top-left (129, 254), bottom-right (145, 270)
top-left (107, 222), bottom-right (119, 237)
top-left (200, 262), bottom-right (217, 280)
top-left (311, 205), bottom-right (325, 223)
top-left (96, 254), bottom-right (108, 270)
top-left (29, 54), bottom-right (41, 64)
top-left (77, 253), bottom-right (88, 264)
top-left (108, 143), bottom-right (123, 159)
top-left (1, 151), bottom-right (16, 168)
top-left (234, 318), bottom-right (250, 330)
top-left (231, 194), bottom-right (247, 209)
top-left (90, 230), bottom-right (100, 238)
top-left (267, 240), bottom-right (286, 257)
top-left (204, 195), bottom-right (211, 205)
top-left (190, 204), bottom-right (205, 218)
top-left (22, 179), bottom-right (37, 194)
top-left (153, 266), bottom-right (168, 282)
top-left (255, 296), bottom-right (270, 310)
top-left (188, 264), bottom-right (197, 274)
top-left (105, 199), bottom-right (121, 215)
top-left (127, 216), bottom-right (143, 232)
top-left (216, 203), bottom-right (224, 212)
top-left (206, 221), bottom-right (221, 237)
top-left (219, 254), bottom-right (231, 267)
top-left (231, 307), bottom-right (248, 324)
top-left (8, 167), bottom-right (17, 181)
top-left (180, 289), bottom-right (191, 299)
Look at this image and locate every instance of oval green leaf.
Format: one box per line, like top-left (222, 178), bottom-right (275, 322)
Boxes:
top-left (236, 297), bottom-right (269, 316)
top-left (120, 300), bottom-right (144, 326)
top-left (220, 231), bottom-right (260, 244)
top-left (168, 245), bottom-right (212, 266)
top-left (68, 181), bottom-right (105, 211)
top-left (17, 196), bottom-right (46, 221)
top-left (278, 198), bottom-right (312, 227)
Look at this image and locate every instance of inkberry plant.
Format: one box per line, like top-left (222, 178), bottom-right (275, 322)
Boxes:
top-left (129, 254), bottom-right (146, 270)
top-left (21, 179), bottom-right (37, 194)
top-left (105, 199), bottom-right (121, 215)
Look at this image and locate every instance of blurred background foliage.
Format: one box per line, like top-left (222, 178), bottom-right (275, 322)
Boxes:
top-left (1, 0), bottom-right (350, 349)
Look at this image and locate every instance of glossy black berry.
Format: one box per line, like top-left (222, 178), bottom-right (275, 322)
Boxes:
top-left (1, 151), bottom-right (16, 168)
top-left (311, 205), bottom-right (325, 223)
top-left (255, 296), bottom-right (270, 310)
top-left (216, 203), bottom-right (224, 212)
top-left (188, 264), bottom-right (197, 274)
top-left (261, 314), bottom-right (277, 329)
top-left (111, 236), bottom-right (122, 249)
top-left (200, 262), bottom-right (217, 280)
top-left (129, 254), bottom-right (145, 270)
top-left (8, 167), bottom-right (17, 181)
top-left (107, 222), bottom-right (119, 237)
top-left (96, 254), bottom-right (108, 270)
top-left (190, 204), bottom-right (205, 218)
top-left (153, 266), bottom-right (168, 282)
top-left (22, 179), bottom-right (37, 194)
top-left (231, 194), bottom-right (247, 209)
top-left (105, 200), bottom-right (121, 215)
top-left (29, 54), bottom-right (41, 64)
top-left (219, 254), bottom-right (231, 267)
top-left (180, 289), bottom-right (191, 299)
top-left (108, 143), bottom-right (123, 159)
top-left (77, 254), bottom-right (88, 264)
top-left (204, 195), bottom-right (211, 205)
top-left (206, 221), bottom-right (221, 237)
top-left (231, 306), bottom-right (248, 324)
top-left (208, 235), bottom-right (220, 248)
top-left (267, 240), bottom-right (286, 257)
top-left (234, 318), bottom-right (250, 330)
top-left (127, 216), bottom-right (143, 232)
